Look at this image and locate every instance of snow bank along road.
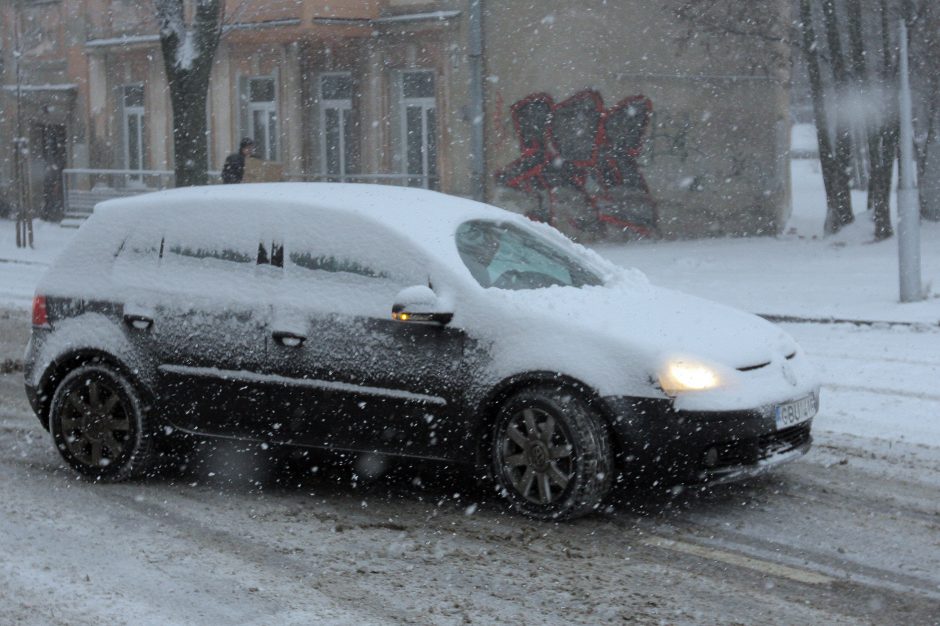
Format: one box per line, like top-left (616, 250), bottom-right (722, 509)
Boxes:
top-left (1, 310), bottom-right (939, 625)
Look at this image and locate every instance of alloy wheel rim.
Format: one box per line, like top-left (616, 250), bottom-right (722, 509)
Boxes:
top-left (59, 378), bottom-right (131, 469)
top-left (500, 407), bottom-right (574, 505)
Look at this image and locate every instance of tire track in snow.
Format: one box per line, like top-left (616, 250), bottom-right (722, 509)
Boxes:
top-left (823, 383), bottom-right (940, 402)
top-left (0, 451), bottom-right (394, 625)
top-left (632, 464), bottom-right (940, 612)
top-left (0, 428), bottom-right (915, 625)
top-left (80, 486), bottom-right (431, 624)
top-left (806, 351), bottom-right (940, 368)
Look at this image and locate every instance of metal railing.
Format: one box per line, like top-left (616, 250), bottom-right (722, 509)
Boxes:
top-left (296, 172), bottom-right (440, 189)
top-left (62, 168), bottom-right (176, 216)
top-left (62, 168), bottom-right (231, 216)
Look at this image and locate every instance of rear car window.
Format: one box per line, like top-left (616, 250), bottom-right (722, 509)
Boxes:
top-left (288, 251), bottom-right (388, 279)
top-left (167, 245), bottom-right (253, 264)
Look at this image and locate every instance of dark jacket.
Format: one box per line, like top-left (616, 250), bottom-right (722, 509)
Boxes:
top-left (221, 152), bottom-right (246, 184)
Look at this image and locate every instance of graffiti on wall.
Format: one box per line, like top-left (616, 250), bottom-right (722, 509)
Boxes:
top-left (494, 89), bottom-right (655, 238)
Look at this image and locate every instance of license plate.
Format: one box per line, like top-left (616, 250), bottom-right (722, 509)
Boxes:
top-left (774, 394), bottom-right (817, 430)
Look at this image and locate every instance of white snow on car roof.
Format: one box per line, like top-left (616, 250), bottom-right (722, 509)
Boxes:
top-left (96, 183), bottom-right (510, 236)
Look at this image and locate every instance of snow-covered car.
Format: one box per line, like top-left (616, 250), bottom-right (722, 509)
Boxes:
top-left (24, 183), bottom-right (819, 520)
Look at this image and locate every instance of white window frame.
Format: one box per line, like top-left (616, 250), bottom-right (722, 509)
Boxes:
top-left (318, 72), bottom-right (354, 181)
top-left (243, 75), bottom-right (279, 161)
top-left (122, 83), bottom-right (145, 186)
top-left (398, 70), bottom-right (437, 189)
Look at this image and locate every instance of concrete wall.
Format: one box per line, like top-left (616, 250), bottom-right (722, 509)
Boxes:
top-left (482, 0), bottom-right (791, 238)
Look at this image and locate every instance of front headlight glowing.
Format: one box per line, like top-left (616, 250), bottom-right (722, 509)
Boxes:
top-left (660, 361), bottom-right (720, 394)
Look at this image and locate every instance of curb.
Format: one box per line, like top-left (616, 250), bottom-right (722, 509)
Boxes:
top-left (0, 358), bottom-right (23, 374)
top-left (758, 313), bottom-right (940, 329)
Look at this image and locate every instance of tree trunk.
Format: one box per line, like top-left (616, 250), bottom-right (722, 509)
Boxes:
top-left (867, 0), bottom-right (897, 240)
top-left (913, 3), bottom-right (940, 221)
top-left (169, 85), bottom-right (211, 187)
top-left (800, 0), bottom-right (849, 235)
top-left (847, 0), bottom-right (893, 240)
top-left (157, 0), bottom-right (223, 188)
top-left (820, 0), bottom-right (855, 233)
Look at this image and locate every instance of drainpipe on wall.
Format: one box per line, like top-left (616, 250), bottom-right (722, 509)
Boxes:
top-left (468, 0), bottom-right (485, 202)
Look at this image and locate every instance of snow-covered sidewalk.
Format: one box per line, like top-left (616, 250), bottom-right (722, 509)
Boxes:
top-left (598, 159), bottom-right (939, 325)
top-left (0, 220), bottom-right (74, 309)
top-left (597, 221), bottom-right (940, 326)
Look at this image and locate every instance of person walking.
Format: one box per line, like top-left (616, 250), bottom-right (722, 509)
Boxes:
top-left (221, 137), bottom-right (255, 184)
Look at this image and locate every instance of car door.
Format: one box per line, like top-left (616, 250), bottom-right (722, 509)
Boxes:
top-left (121, 204), bottom-right (275, 439)
top-left (265, 212), bottom-right (471, 460)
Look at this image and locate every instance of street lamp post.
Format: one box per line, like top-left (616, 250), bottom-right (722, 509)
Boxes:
top-left (897, 20), bottom-right (922, 303)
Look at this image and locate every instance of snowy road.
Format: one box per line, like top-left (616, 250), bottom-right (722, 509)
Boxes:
top-left (2, 311), bottom-right (939, 625)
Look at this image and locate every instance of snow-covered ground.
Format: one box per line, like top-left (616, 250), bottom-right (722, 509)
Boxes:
top-left (0, 220), bottom-right (74, 310)
top-left (599, 159), bottom-right (939, 325)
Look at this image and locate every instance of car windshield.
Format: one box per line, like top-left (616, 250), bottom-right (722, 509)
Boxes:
top-left (455, 220), bottom-right (603, 290)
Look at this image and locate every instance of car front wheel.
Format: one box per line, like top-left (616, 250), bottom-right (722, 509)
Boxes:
top-left (492, 386), bottom-right (612, 520)
top-left (49, 363), bottom-right (155, 481)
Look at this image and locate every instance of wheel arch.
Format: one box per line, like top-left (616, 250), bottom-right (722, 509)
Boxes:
top-left (471, 370), bottom-right (623, 470)
top-left (35, 349), bottom-right (155, 431)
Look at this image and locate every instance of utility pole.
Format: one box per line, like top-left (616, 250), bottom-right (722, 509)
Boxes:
top-left (12, 0), bottom-right (33, 248)
top-left (467, 0), bottom-right (485, 202)
top-left (897, 20), bottom-right (922, 302)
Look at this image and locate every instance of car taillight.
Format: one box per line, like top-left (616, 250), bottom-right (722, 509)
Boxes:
top-left (32, 294), bottom-right (49, 327)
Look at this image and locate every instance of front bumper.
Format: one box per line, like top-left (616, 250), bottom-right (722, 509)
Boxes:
top-left (602, 392), bottom-right (816, 484)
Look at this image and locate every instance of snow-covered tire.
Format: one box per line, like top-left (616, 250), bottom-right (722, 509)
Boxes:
top-left (492, 386), bottom-right (612, 521)
top-left (49, 363), bottom-right (156, 481)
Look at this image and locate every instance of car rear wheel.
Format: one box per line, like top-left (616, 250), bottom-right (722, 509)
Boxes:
top-left (492, 386), bottom-right (612, 520)
top-left (49, 363), bottom-right (155, 481)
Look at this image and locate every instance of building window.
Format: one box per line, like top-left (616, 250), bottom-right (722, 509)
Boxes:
top-left (319, 73), bottom-right (354, 181)
top-left (122, 84), bottom-right (145, 183)
top-left (399, 70), bottom-right (438, 189)
top-left (241, 76), bottom-right (278, 161)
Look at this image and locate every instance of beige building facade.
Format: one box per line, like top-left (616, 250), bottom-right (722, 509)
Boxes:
top-left (1, 0), bottom-right (790, 238)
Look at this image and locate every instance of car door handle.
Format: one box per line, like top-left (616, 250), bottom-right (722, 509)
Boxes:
top-left (272, 330), bottom-right (306, 347)
top-left (123, 313), bottom-right (154, 330)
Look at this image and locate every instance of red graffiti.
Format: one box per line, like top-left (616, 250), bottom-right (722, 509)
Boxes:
top-left (495, 89), bottom-right (655, 237)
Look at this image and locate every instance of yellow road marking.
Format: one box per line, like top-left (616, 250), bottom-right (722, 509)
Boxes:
top-left (641, 537), bottom-right (835, 585)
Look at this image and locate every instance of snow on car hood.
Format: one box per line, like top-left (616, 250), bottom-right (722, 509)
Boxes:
top-left (486, 281), bottom-right (797, 371)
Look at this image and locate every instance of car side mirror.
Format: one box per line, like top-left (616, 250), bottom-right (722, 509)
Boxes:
top-left (392, 285), bottom-right (453, 325)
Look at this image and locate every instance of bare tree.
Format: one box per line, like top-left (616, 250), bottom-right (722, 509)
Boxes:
top-left (909, 0), bottom-right (940, 221)
top-left (154, 0), bottom-right (224, 188)
top-left (845, 0), bottom-right (896, 239)
top-left (872, 0), bottom-right (899, 238)
top-left (798, 0), bottom-right (855, 234)
top-left (819, 0), bottom-right (856, 233)
top-left (671, 0), bottom-right (791, 75)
